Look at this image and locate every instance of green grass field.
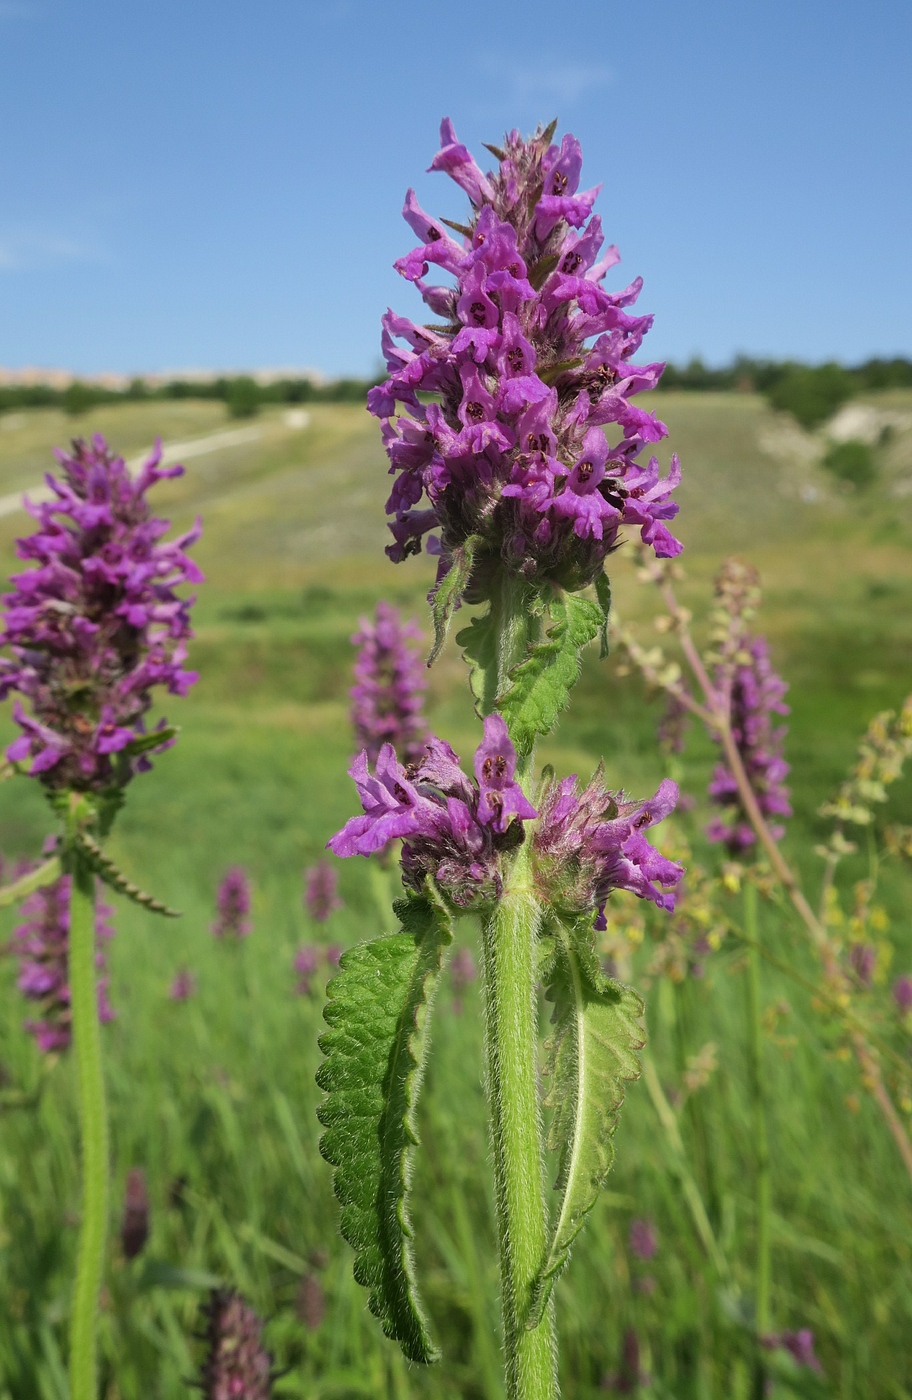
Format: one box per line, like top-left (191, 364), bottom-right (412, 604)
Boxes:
top-left (0, 390), bottom-right (911, 1398)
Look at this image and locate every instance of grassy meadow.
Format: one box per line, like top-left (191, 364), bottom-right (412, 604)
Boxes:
top-left (0, 390), bottom-right (911, 1397)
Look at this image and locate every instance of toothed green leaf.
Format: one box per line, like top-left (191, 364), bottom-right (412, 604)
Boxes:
top-left (456, 606), bottom-right (498, 716)
top-left (529, 915), bottom-right (645, 1326)
top-left (428, 535), bottom-right (482, 665)
top-left (316, 892), bottom-right (453, 1363)
top-left (74, 834), bottom-right (182, 917)
top-left (497, 593), bottom-right (602, 756)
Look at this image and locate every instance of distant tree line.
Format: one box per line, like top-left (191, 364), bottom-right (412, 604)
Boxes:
top-left (657, 355), bottom-right (912, 429)
top-left (0, 374), bottom-right (379, 422)
top-left (2, 357), bottom-right (911, 434)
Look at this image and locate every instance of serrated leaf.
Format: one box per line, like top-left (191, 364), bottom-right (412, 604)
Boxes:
top-left (595, 572), bottom-right (612, 659)
top-left (497, 592), bottom-right (602, 755)
top-left (529, 915), bottom-right (645, 1326)
top-left (428, 535), bottom-right (482, 666)
top-left (74, 834), bottom-right (182, 918)
top-left (316, 893), bottom-right (453, 1363)
top-left (456, 607), bottom-right (498, 717)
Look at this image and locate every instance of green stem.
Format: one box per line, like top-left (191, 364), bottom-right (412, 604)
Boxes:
top-left (68, 852), bottom-right (109, 1400)
top-left (481, 852), bottom-right (557, 1400)
top-left (744, 883), bottom-right (771, 1396)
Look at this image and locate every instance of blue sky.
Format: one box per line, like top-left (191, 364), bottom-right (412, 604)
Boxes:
top-left (0, 0), bottom-right (909, 377)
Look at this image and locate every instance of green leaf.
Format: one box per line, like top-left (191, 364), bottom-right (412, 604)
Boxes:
top-left (316, 892), bottom-right (453, 1363)
top-left (537, 357), bottom-right (584, 385)
top-left (137, 1261), bottom-right (223, 1292)
top-left (594, 572), bottom-right (612, 659)
top-left (0, 855), bottom-right (61, 908)
top-left (122, 726), bottom-right (178, 757)
top-left (74, 834), bottom-right (182, 918)
top-left (456, 607), bottom-right (498, 716)
top-left (497, 592), bottom-right (602, 755)
top-left (529, 915), bottom-right (645, 1326)
top-left (528, 253), bottom-right (559, 291)
top-left (428, 535), bottom-right (482, 666)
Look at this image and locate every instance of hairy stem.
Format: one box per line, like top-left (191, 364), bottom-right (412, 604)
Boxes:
top-left (68, 852), bottom-right (109, 1400)
top-left (744, 883), bottom-right (772, 1397)
top-left (481, 853), bottom-right (557, 1400)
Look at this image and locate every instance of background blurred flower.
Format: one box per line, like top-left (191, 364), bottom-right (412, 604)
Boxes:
top-left (169, 968), bottom-right (197, 1002)
top-left (351, 600), bottom-right (428, 766)
top-left (628, 1217), bottom-right (658, 1261)
top-left (13, 874), bottom-right (114, 1053)
top-left (303, 860), bottom-right (342, 922)
top-left (120, 1167), bottom-right (149, 1260)
top-left (197, 1288), bottom-right (273, 1399)
top-left (212, 867), bottom-right (252, 939)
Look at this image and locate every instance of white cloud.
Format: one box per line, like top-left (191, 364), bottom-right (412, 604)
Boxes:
top-left (479, 57), bottom-right (613, 106)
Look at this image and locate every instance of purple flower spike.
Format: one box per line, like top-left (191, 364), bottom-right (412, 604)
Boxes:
top-left (13, 874), bottom-right (115, 1053)
top-left (351, 602), bottom-right (430, 766)
top-left (328, 725), bottom-right (537, 910)
top-left (121, 1167), bottom-right (150, 1260)
top-left (893, 975), bottom-right (912, 1014)
top-left (849, 941), bottom-right (876, 987)
top-left (304, 860), bottom-right (343, 922)
top-left (628, 1217), bottom-right (658, 1261)
top-left (534, 771), bottom-right (682, 928)
top-left (212, 867), bottom-right (252, 940)
top-left (294, 944), bottom-right (321, 996)
top-left (169, 968), bottom-right (197, 1002)
top-left (0, 434), bottom-right (202, 791)
top-left (372, 119), bottom-right (682, 598)
top-left (707, 636), bottom-right (791, 855)
top-left (763, 1328), bottom-right (823, 1375)
top-left (197, 1289), bottom-right (274, 1399)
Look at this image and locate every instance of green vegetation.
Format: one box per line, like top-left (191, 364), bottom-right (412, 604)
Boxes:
top-left (0, 391), bottom-right (911, 1395)
top-left (823, 438), bottom-right (878, 489)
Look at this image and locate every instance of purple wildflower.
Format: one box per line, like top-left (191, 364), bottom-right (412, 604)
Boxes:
top-left (451, 946), bottom-right (477, 994)
top-left (326, 942), bottom-right (343, 967)
top-left (0, 435), bottom-right (202, 790)
top-left (762, 1328), bottom-right (823, 1374)
top-left (534, 770), bottom-right (683, 928)
top-left (169, 967), bottom-right (197, 1001)
top-left (893, 975), bottom-right (912, 1014)
top-left (121, 1167), bottom-right (150, 1260)
top-left (657, 690), bottom-right (689, 755)
top-left (707, 636), bottom-right (791, 855)
top-left (197, 1289), bottom-right (273, 1399)
top-left (303, 860), bottom-right (343, 922)
top-left (328, 715), bottom-right (536, 909)
top-left (13, 874), bottom-right (114, 1053)
top-left (351, 601), bottom-right (429, 765)
top-left (372, 118), bottom-right (681, 601)
top-left (212, 867), bottom-right (252, 939)
top-left (294, 944), bottom-right (321, 996)
top-left (602, 1329), bottom-right (648, 1393)
top-left (628, 1217), bottom-right (658, 1261)
top-left (849, 942), bottom-right (876, 987)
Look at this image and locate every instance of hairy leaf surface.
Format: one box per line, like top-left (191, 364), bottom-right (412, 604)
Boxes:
top-left (530, 916), bottom-right (645, 1325)
top-left (316, 893), bottom-right (453, 1362)
top-left (497, 593), bottom-right (602, 755)
top-left (428, 535), bottom-right (482, 665)
top-left (456, 607), bottom-right (498, 716)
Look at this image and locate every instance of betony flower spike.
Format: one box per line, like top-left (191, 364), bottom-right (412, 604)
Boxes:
top-left (0, 434), bottom-right (202, 791)
top-left (351, 601), bottom-right (429, 765)
top-left (371, 118), bottom-right (681, 599)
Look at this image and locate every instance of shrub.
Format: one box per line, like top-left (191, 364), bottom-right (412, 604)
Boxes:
top-left (225, 377), bottom-right (261, 419)
top-left (766, 362), bottom-right (855, 430)
top-left (824, 438), bottom-right (877, 488)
